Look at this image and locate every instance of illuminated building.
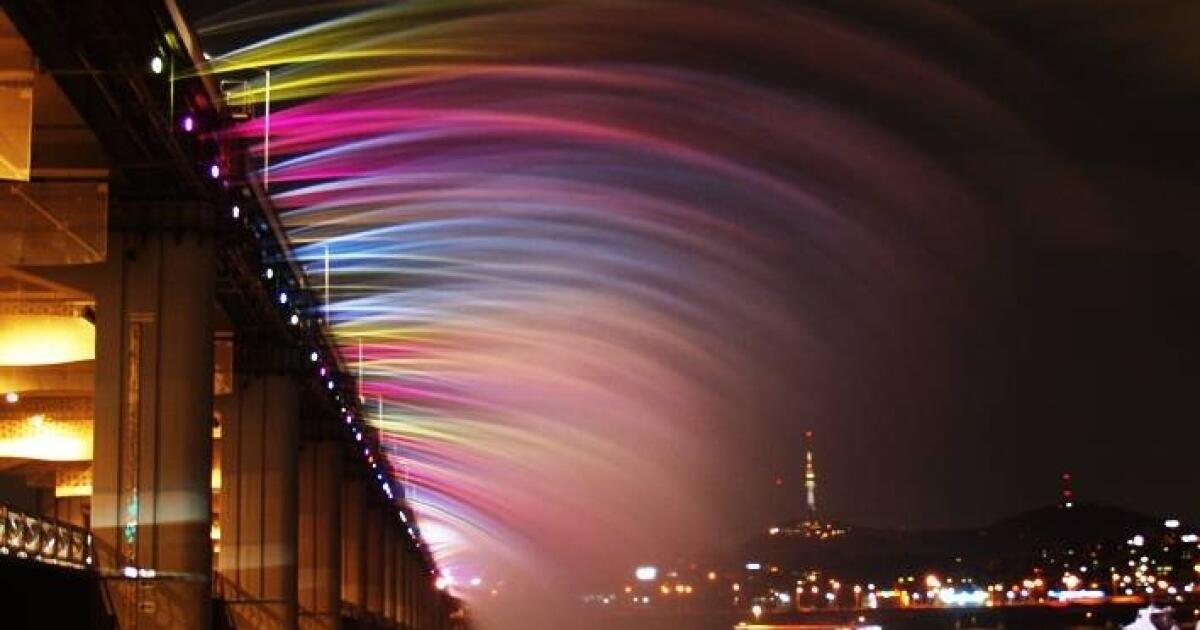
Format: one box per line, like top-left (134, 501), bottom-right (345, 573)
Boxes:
top-left (804, 430), bottom-right (817, 516)
top-left (767, 431), bottom-right (848, 540)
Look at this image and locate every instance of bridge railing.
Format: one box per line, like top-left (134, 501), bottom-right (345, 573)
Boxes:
top-left (0, 503), bottom-right (92, 569)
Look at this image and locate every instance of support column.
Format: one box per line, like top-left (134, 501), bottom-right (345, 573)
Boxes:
top-left (384, 520), bottom-right (393, 624)
top-left (410, 554), bottom-right (424, 630)
top-left (341, 473), bottom-right (367, 615)
top-left (403, 547), bottom-right (412, 624)
top-left (391, 531), bottom-right (403, 625)
top-left (391, 518), bottom-right (405, 619)
top-left (405, 551), bottom-right (418, 630)
top-left (366, 502), bottom-right (385, 618)
top-left (93, 227), bottom-right (215, 630)
top-left (217, 369), bottom-right (300, 629)
top-left (299, 440), bottom-right (342, 630)
top-left (427, 580), bottom-right (436, 628)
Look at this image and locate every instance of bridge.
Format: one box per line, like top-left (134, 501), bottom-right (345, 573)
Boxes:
top-left (0, 0), bottom-right (461, 628)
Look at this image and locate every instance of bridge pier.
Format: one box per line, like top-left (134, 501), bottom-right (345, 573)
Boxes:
top-left (299, 440), bottom-right (343, 629)
top-left (342, 471), bottom-right (368, 617)
top-left (92, 219), bottom-right (216, 630)
top-left (384, 517), bottom-right (397, 625)
top-left (366, 501), bottom-right (386, 620)
top-left (217, 366), bottom-right (301, 629)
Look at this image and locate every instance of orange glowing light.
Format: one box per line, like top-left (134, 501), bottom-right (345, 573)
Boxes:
top-left (0, 312), bottom-right (95, 366)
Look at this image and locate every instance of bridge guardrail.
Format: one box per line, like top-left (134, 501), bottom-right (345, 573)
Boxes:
top-left (0, 503), bottom-right (92, 569)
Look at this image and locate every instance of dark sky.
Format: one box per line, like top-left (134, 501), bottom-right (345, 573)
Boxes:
top-left (750, 1), bottom-right (1200, 529)
top-left (182, 0), bottom-right (1200, 538)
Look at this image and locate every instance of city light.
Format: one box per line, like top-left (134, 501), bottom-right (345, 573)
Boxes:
top-left (1062, 573), bottom-right (1082, 591)
top-left (4, 392), bottom-right (17, 404)
top-left (149, 56), bottom-right (163, 74)
top-left (635, 566), bottom-right (658, 582)
top-left (938, 588), bottom-right (987, 606)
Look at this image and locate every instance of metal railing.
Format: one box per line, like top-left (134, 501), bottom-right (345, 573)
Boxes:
top-left (0, 503), bottom-right (92, 569)
top-left (212, 571), bottom-right (286, 628)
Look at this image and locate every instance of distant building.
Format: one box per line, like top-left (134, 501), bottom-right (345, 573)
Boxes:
top-left (804, 430), bottom-right (817, 516)
top-left (768, 430), bottom-right (848, 540)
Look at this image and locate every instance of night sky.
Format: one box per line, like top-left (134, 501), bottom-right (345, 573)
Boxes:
top-left (183, 0), bottom-right (1200, 570)
top-left (769, 1), bottom-right (1200, 530)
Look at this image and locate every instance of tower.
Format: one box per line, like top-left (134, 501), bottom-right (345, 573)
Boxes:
top-left (803, 430), bottom-right (817, 516)
top-left (1060, 472), bottom-right (1073, 509)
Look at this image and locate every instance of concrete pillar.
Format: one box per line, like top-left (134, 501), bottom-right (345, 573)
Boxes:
top-left (391, 532), bottom-right (403, 625)
top-left (411, 555), bottom-right (425, 630)
top-left (366, 502), bottom-right (385, 618)
top-left (217, 372), bottom-right (300, 629)
top-left (427, 583), bottom-right (436, 628)
top-left (299, 440), bottom-right (342, 630)
top-left (400, 549), bottom-right (410, 629)
top-left (341, 474), bottom-right (367, 614)
top-left (383, 521), bottom-right (395, 624)
top-left (405, 551), bottom-right (419, 630)
top-left (92, 228), bottom-right (215, 630)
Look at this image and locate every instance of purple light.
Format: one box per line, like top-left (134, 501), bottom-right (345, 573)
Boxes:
top-left (182, 115), bottom-right (195, 132)
top-left (209, 163), bottom-right (221, 179)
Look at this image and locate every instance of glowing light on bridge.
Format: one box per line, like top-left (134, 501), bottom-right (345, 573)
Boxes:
top-left (0, 312), bottom-right (95, 366)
